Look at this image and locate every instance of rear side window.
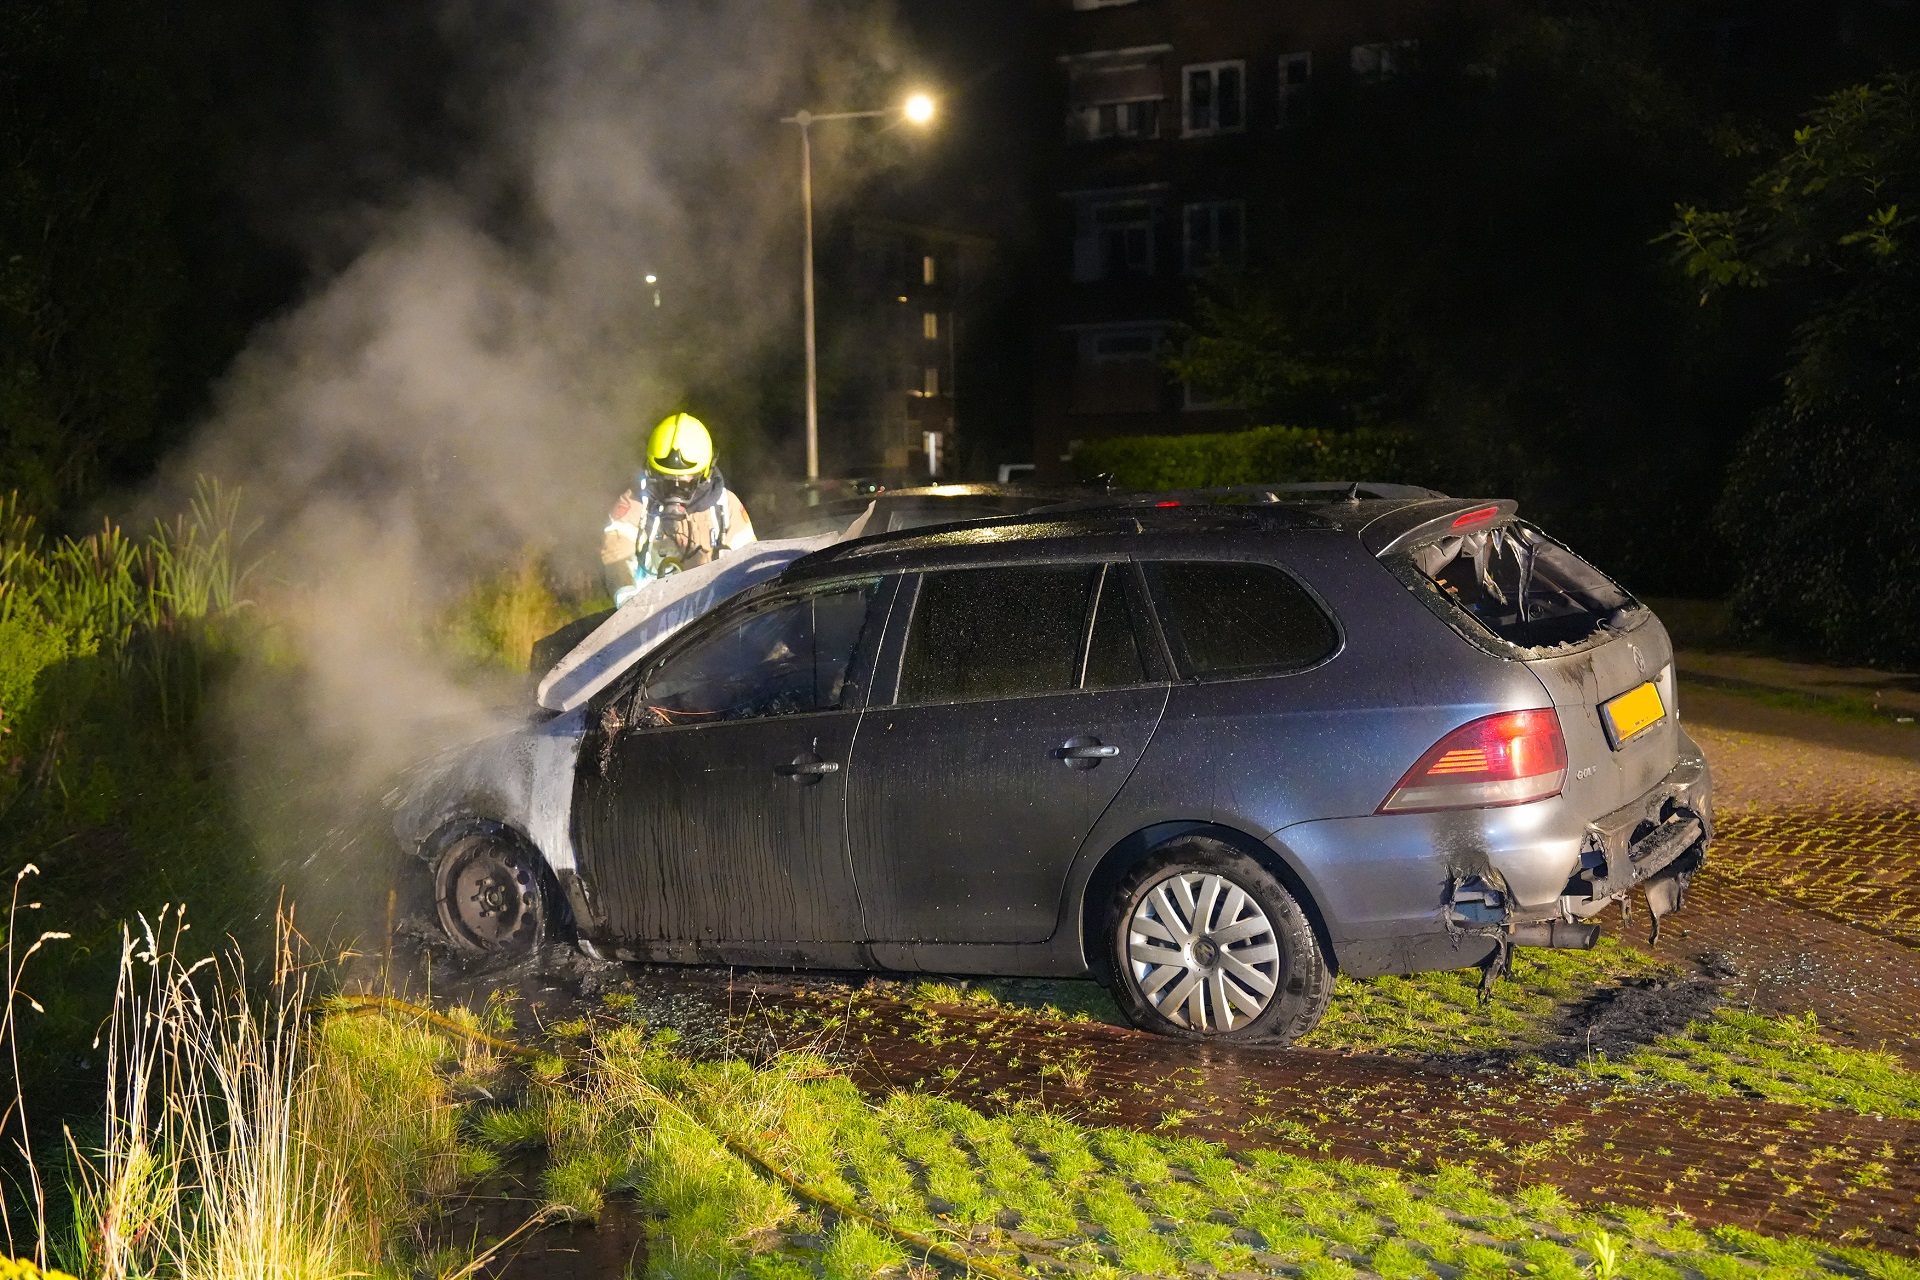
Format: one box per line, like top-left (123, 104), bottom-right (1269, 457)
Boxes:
top-left (1412, 522), bottom-right (1635, 649)
top-left (1145, 561), bottom-right (1337, 680)
top-left (898, 564), bottom-right (1098, 703)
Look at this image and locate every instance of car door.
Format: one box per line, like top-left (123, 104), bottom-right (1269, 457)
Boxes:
top-left (845, 561), bottom-right (1169, 944)
top-left (572, 575), bottom-right (893, 947)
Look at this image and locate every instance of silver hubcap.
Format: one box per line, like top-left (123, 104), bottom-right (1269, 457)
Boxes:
top-left (1127, 871), bottom-right (1280, 1032)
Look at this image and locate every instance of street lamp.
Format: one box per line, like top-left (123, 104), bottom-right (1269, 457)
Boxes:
top-left (781, 93), bottom-right (937, 482)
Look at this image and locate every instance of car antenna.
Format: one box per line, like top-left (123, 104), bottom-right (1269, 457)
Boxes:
top-left (1345, 481), bottom-right (1363, 503)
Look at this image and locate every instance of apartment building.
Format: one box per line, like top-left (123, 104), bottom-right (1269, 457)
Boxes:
top-left (1031, 0), bottom-right (1436, 477)
top-left (815, 216), bottom-right (995, 481)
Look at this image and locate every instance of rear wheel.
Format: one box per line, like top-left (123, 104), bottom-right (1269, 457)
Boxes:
top-left (1108, 838), bottom-right (1333, 1044)
top-left (430, 825), bottom-right (551, 958)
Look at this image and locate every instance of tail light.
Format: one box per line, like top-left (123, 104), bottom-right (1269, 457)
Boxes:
top-left (1378, 708), bottom-right (1567, 814)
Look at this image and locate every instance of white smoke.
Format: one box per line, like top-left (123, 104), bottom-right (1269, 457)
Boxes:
top-left (172, 0), bottom-right (908, 793)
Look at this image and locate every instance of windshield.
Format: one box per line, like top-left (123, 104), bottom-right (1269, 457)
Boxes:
top-left (1411, 521), bottom-right (1636, 649)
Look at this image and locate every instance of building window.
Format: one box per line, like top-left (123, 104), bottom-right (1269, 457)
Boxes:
top-left (923, 366), bottom-right (940, 397)
top-left (1073, 98), bottom-right (1160, 141)
top-left (1073, 199), bottom-right (1156, 282)
top-left (922, 312), bottom-right (939, 340)
top-left (1065, 51), bottom-right (1167, 142)
top-left (1351, 41), bottom-right (1414, 82)
top-left (1071, 325), bottom-right (1165, 413)
top-left (1183, 202), bottom-right (1245, 274)
top-left (1278, 52), bottom-right (1312, 125)
top-left (922, 255), bottom-right (937, 285)
top-left (1183, 62), bottom-right (1245, 136)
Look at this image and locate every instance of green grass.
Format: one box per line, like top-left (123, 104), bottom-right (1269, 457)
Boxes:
top-left (897, 936), bottom-right (1670, 1060)
top-left (0, 481), bottom-right (269, 1123)
top-left (884, 936), bottom-right (1673, 1064)
top-left (1302, 937), bottom-right (1673, 1056)
top-left (55, 924), bottom-right (476, 1280)
top-left (1575, 1009), bottom-right (1920, 1117)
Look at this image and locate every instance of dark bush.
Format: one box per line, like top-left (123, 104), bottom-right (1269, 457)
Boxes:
top-left (1069, 425), bottom-right (1425, 492)
top-left (1716, 407), bottom-right (1920, 666)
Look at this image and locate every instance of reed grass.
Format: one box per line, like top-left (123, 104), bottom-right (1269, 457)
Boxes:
top-left (53, 913), bottom-right (466, 1280)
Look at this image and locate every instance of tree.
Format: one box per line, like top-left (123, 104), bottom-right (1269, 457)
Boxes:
top-left (0, 0), bottom-right (299, 523)
top-left (1669, 75), bottom-right (1920, 663)
top-left (1164, 3), bottom-right (1777, 591)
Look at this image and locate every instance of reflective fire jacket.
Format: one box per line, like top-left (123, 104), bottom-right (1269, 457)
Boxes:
top-left (600, 471), bottom-right (756, 603)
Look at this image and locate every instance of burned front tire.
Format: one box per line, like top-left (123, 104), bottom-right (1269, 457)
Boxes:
top-left (1108, 838), bottom-right (1334, 1044)
top-left (428, 823), bottom-right (553, 959)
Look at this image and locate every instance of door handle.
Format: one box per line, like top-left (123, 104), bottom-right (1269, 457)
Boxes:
top-left (1052, 736), bottom-right (1121, 770)
top-left (774, 755), bottom-right (841, 783)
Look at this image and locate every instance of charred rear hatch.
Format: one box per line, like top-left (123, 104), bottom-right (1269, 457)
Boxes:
top-left (1374, 506), bottom-right (1680, 821)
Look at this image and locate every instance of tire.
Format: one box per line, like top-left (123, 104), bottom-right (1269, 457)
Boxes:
top-left (429, 823), bottom-right (553, 960)
top-left (1107, 837), bottom-right (1334, 1044)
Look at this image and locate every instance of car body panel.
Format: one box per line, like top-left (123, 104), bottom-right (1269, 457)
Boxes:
top-left (1525, 612), bottom-right (1680, 820)
top-left (394, 491), bottom-right (1714, 995)
top-left (572, 708), bottom-right (865, 944)
top-left (846, 683), bottom-right (1169, 943)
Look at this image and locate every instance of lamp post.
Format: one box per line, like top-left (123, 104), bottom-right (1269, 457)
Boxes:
top-left (781, 93), bottom-right (937, 483)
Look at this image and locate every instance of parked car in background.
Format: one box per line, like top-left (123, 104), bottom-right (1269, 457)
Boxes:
top-left (396, 485), bottom-right (1712, 1043)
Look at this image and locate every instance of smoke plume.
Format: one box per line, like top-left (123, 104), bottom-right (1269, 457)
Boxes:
top-left (162, 0), bottom-right (910, 895)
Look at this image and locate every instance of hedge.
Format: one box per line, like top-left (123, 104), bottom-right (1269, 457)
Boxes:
top-left (1068, 425), bottom-right (1426, 491)
top-left (1716, 406), bottom-right (1920, 667)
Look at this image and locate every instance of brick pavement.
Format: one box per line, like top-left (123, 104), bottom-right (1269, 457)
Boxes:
top-left (1712, 810), bottom-right (1920, 950)
top-left (714, 980), bottom-right (1920, 1256)
top-left (1627, 809), bottom-right (1920, 1062)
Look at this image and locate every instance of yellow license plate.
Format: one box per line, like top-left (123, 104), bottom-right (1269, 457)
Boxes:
top-left (1602, 681), bottom-right (1666, 747)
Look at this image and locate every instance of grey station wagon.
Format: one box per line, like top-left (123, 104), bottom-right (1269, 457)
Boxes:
top-left (396, 487), bottom-right (1713, 1044)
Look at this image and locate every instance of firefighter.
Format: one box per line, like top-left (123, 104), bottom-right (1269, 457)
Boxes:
top-left (601, 412), bottom-right (757, 604)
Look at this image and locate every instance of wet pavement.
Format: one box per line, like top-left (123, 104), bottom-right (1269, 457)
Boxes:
top-left (1648, 811), bottom-right (1920, 1061)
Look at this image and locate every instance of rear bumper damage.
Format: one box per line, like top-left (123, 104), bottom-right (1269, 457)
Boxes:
top-left (1443, 729), bottom-right (1712, 986)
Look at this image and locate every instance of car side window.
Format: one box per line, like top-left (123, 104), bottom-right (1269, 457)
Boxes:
top-left (897, 564), bottom-right (1098, 704)
top-left (1083, 565), bottom-right (1149, 690)
top-left (638, 579), bottom-right (882, 723)
top-left (1144, 560), bottom-right (1336, 680)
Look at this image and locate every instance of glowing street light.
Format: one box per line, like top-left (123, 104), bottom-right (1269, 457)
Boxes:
top-left (781, 93), bottom-right (938, 482)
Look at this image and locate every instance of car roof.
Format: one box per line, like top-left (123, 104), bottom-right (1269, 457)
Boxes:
top-left (783, 484), bottom-right (1518, 580)
top-left (754, 483), bottom-right (1089, 540)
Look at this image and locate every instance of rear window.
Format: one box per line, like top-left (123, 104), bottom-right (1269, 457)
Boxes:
top-left (1412, 521), bottom-right (1635, 649)
top-left (1144, 561), bottom-right (1338, 680)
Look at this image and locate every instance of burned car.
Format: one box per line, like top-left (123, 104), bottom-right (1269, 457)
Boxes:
top-left (395, 486), bottom-right (1711, 1043)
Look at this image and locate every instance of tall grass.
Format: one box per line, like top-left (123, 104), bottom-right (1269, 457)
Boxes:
top-left (0, 478), bottom-right (256, 646)
top-left (0, 477), bottom-right (259, 795)
top-left (440, 549), bottom-right (605, 673)
top-left (55, 912), bottom-right (464, 1280)
top-left (0, 480), bottom-right (265, 1130)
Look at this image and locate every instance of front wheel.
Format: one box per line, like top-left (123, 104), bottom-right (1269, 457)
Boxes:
top-left (1108, 838), bottom-right (1334, 1044)
top-left (430, 824), bottom-right (552, 959)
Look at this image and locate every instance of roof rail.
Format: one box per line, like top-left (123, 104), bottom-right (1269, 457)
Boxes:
top-left (1035, 480), bottom-right (1447, 514)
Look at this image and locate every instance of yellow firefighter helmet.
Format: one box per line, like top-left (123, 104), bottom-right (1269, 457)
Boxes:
top-left (646, 413), bottom-right (714, 478)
